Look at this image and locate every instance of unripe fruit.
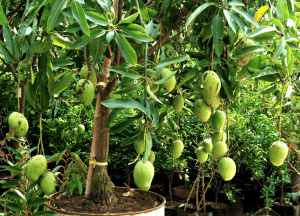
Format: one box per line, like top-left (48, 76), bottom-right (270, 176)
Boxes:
top-left (39, 171), bottom-right (56, 195)
top-left (269, 141), bottom-right (288, 166)
top-left (25, 155), bottom-right (47, 182)
top-left (78, 124), bottom-right (85, 134)
top-left (212, 131), bottom-right (226, 145)
top-left (218, 157), bottom-right (236, 181)
top-left (75, 79), bottom-right (94, 106)
top-left (194, 99), bottom-right (211, 122)
top-left (161, 68), bottom-right (176, 92)
top-left (133, 160), bottom-right (154, 191)
top-left (170, 140), bottom-right (184, 159)
top-left (8, 112), bottom-right (28, 137)
top-left (236, 39), bottom-right (256, 66)
top-left (80, 65), bottom-right (97, 87)
top-left (74, 128), bottom-right (78, 136)
top-left (212, 141), bottom-right (228, 160)
top-left (148, 151), bottom-right (155, 163)
top-left (212, 110), bottom-right (226, 132)
top-left (203, 91), bottom-right (221, 109)
top-left (195, 147), bottom-right (208, 163)
top-left (149, 79), bottom-right (159, 93)
top-left (134, 139), bottom-right (145, 155)
top-left (201, 71), bottom-right (221, 97)
top-left (172, 95), bottom-right (184, 112)
top-left (203, 139), bottom-right (213, 153)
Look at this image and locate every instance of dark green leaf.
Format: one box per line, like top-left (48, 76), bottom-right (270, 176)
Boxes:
top-left (52, 59), bottom-right (74, 70)
top-left (137, 0), bottom-right (149, 21)
top-left (96, 0), bottom-right (111, 12)
top-left (122, 30), bottom-right (153, 42)
top-left (6, 202), bottom-right (22, 212)
top-left (211, 15), bottom-right (224, 40)
top-left (154, 55), bottom-right (188, 68)
top-left (273, 38), bottom-right (286, 60)
top-left (32, 35), bottom-right (53, 53)
top-left (247, 26), bottom-right (277, 38)
top-left (0, 166), bottom-right (21, 173)
top-left (56, 149), bottom-right (67, 166)
top-left (0, 4), bottom-right (9, 27)
top-left (109, 119), bottom-right (136, 135)
top-left (102, 99), bottom-right (147, 114)
top-left (107, 108), bottom-right (124, 127)
top-left (185, 3), bottom-right (216, 28)
top-left (28, 198), bottom-right (51, 206)
top-left (115, 34), bottom-right (137, 66)
top-left (0, 40), bottom-right (14, 63)
top-left (107, 67), bottom-right (142, 79)
top-left (53, 71), bottom-right (76, 95)
top-left (246, 69), bottom-right (279, 80)
top-left (71, 173), bottom-right (83, 195)
top-left (119, 12), bottom-right (139, 24)
top-left (85, 11), bottom-right (109, 26)
top-left (232, 7), bottom-right (260, 28)
top-left (261, 85), bottom-right (277, 94)
top-left (71, 0), bottom-right (90, 36)
top-left (71, 29), bottom-right (106, 49)
top-left (1, 181), bottom-right (20, 189)
top-left (146, 85), bottom-right (163, 104)
top-left (224, 10), bottom-right (237, 33)
top-left (112, 82), bottom-right (141, 94)
top-left (50, 33), bottom-right (74, 49)
top-left (143, 133), bottom-right (152, 163)
top-left (118, 23), bottom-right (146, 32)
top-left (47, 0), bottom-right (67, 32)
top-left (121, 129), bottom-right (144, 146)
top-left (154, 71), bottom-right (177, 84)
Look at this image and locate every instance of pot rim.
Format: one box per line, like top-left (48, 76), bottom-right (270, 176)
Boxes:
top-left (46, 187), bottom-right (166, 216)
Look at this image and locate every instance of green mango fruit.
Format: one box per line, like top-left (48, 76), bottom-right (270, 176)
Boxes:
top-left (133, 160), bottom-right (154, 191)
top-left (172, 94), bottom-right (184, 112)
top-left (194, 99), bottom-right (211, 122)
top-left (219, 157), bottom-right (236, 181)
top-left (236, 39), bottom-right (256, 66)
top-left (8, 112), bottom-right (28, 137)
top-left (212, 141), bottom-right (228, 160)
top-left (203, 90), bottom-right (221, 109)
top-left (212, 110), bottom-right (226, 132)
top-left (78, 124), bottom-right (85, 134)
top-left (75, 79), bottom-right (94, 106)
top-left (80, 65), bottom-right (97, 87)
top-left (39, 171), bottom-right (56, 195)
top-left (134, 138), bottom-right (145, 155)
top-left (203, 139), bottom-right (213, 153)
top-left (212, 131), bottom-right (226, 145)
top-left (269, 141), bottom-right (288, 166)
top-left (74, 128), bottom-right (78, 136)
top-left (25, 155), bottom-right (47, 182)
top-left (195, 147), bottom-right (208, 163)
top-left (201, 70), bottom-right (221, 97)
top-left (148, 151), bottom-right (155, 163)
top-left (160, 68), bottom-right (176, 92)
top-left (170, 140), bottom-right (184, 159)
top-left (149, 79), bottom-right (159, 93)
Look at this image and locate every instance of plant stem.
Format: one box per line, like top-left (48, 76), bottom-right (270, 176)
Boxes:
top-left (279, 82), bottom-right (284, 140)
top-left (227, 102), bottom-right (230, 148)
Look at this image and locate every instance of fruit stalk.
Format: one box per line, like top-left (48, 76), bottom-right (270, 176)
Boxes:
top-left (279, 82), bottom-right (284, 140)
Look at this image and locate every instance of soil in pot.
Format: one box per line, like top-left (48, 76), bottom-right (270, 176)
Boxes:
top-left (165, 205), bottom-right (213, 216)
top-left (48, 187), bottom-right (165, 214)
top-left (272, 202), bottom-right (300, 216)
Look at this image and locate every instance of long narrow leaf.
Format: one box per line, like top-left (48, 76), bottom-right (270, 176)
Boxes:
top-left (71, 0), bottom-right (90, 36)
top-left (185, 3), bottom-right (216, 28)
top-left (154, 55), bottom-right (188, 68)
top-left (115, 34), bottom-right (137, 66)
top-left (47, 0), bottom-right (67, 32)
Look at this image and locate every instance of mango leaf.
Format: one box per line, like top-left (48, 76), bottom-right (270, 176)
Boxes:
top-left (28, 198), bottom-right (51, 206)
top-left (1, 181), bottom-right (20, 189)
top-left (227, 1), bottom-right (244, 6)
top-left (0, 40), bottom-right (14, 63)
top-left (107, 67), bottom-right (142, 79)
top-left (146, 85), bottom-right (163, 104)
top-left (185, 3), bottom-right (216, 28)
top-left (176, 69), bottom-right (197, 88)
top-left (224, 10), bottom-right (237, 33)
top-left (119, 12), bottom-right (139, 24)
top-left (71, 173), bottom-right (83, 195)
top-left (102, 99), bottom-right (147, 114)
top-left (245, 68), bottom-right (278, 80)
top-left (90, 35), bottom-right (107, 64)
top-left (154, 71), bottom-right (177, 84)
top-left (247, 26), bottom-right (276, 38)
top-left (85, 11), bottom-right (109, 26)
top-left (273, 38), bottom-right (286, 60)
top-left (71, 0), bottom-right (90, 36)
top-left (71, 29), bottom-right (105, 49)
top-left (111, 82), bottom-right (141, 94)
top-left (154, 55), bottom-right (188, 68)
top-left (146, 99), bottom-right (159, 127)
top-left (251, 5), bottom-right (269, 30)
top-left (270, 95), bottom-right (282, 110)
top-left (50, 33), bottom-right (73, 49)
top-left (221, 78), bottom-right (234, 101)
top-left (52, 59), bottom-right (74, 70)
top-left (0, 166), bottom-right (21, 173)
top-left (261, 84), bottom-right (277, 94)
top-left (109, 119), bottom-right (136, 135)
top-left (96, 0), bottom-right (110, 12)
top-left (32, 35), bottom-right (52, 53)
top-left (212, 15), bottom-right (224, 57)
top-left (122, 30), bottom-right (153, 42)
top-left (56, 149), bottom-right (67, 166)
top-left (47, 0), bottom-right (67, 32)
top-left (115, 34), bottom-right (137, 66)
top-left (3, 26), bottom-right (16, 57)
top-left (137, 0), bottom-right (149, 21)
top-left (0, 4), bottom-right (9, 27)
top-left (276, 0), bottom-right (289, 22)
top-left (142, 132), bottom-right (152, 163)
top-left (107, 108), bottom-right (124, 127)
top-left (53, 70), bottom-right (75, 95)
top-left (5, 192), bottom-right (23, 200)
top-left (121, 128), bottom-right (144, 146)
top-left (6, 202), bottom-right (22, 212)
top-left (66, 22), bottom-right (97, 33)
top-left (232, 7), bottom-right (260, 28)
top-left (118, 24), bottom-right (146, 33)
top-left (233, 46), bottom-right (266, 59)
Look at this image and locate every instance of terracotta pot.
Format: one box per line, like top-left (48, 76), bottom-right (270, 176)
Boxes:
top-left (46, 187), bottom-right (166, 216)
